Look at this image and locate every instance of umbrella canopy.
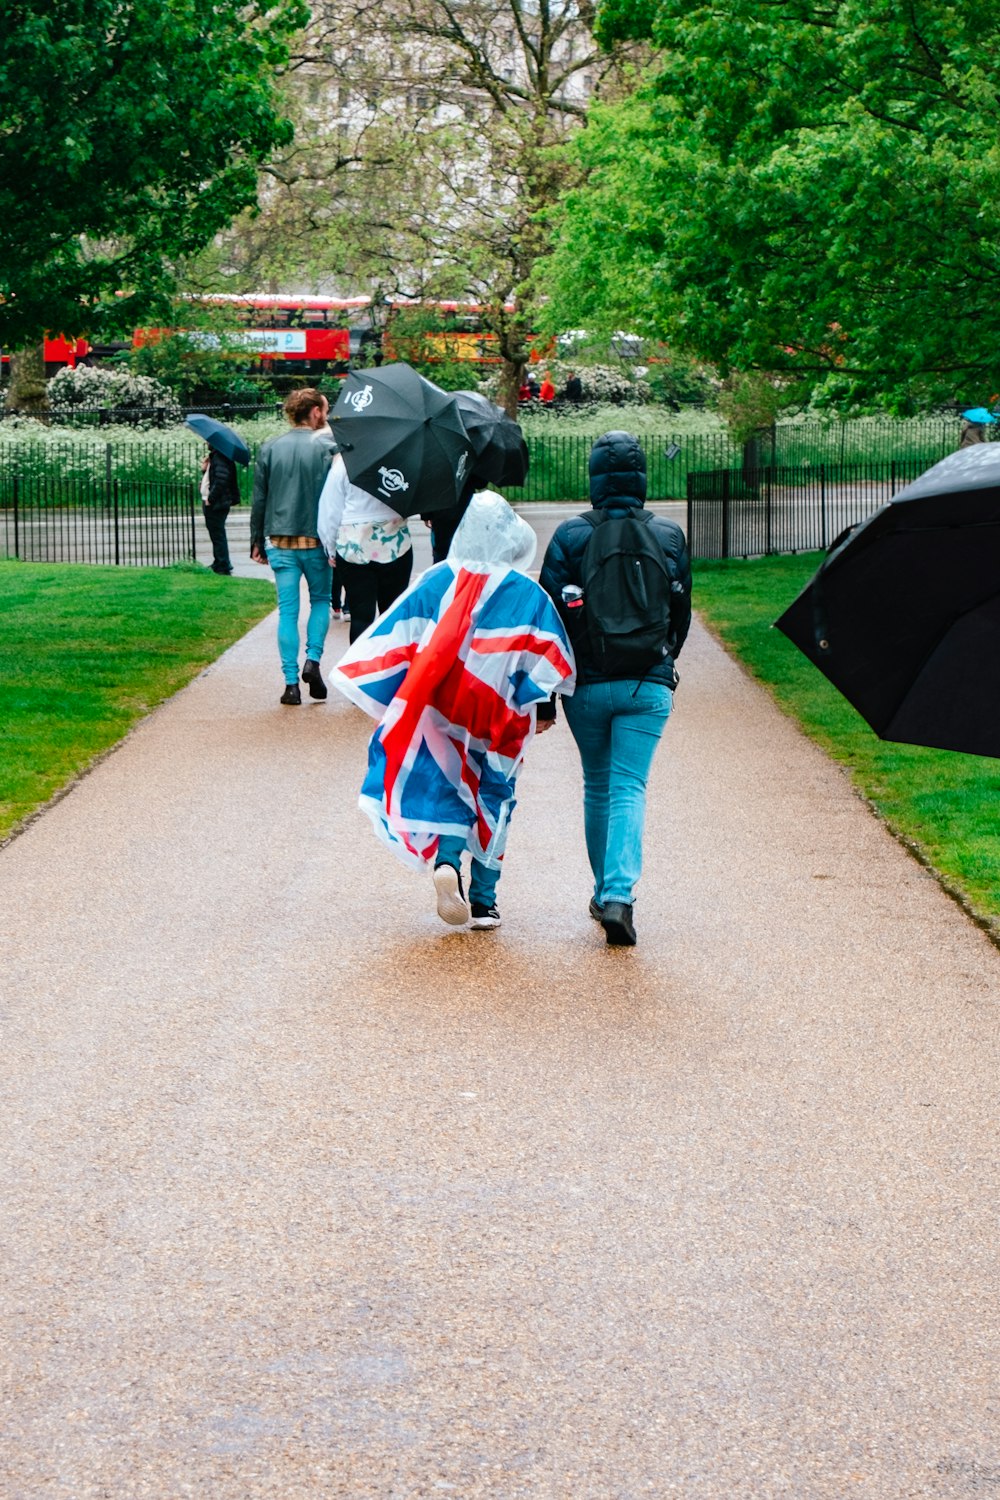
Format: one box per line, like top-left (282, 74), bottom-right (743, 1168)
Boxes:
top-left (184, 413), bottom-right (251, 465)
top-left (330, 363), bottom-right (473, 518)
top-left (453, 390), bottom-right (530, 487)
top-left (962, 407), bottom-right (997, 424)
top-left (774, 444), bottom-right (1000, 757)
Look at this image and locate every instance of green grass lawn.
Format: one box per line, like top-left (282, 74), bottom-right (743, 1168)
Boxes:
top-left (694, 554), bottom-right (1000, 932)
top-left (0, 561), bottom-right (275, 841)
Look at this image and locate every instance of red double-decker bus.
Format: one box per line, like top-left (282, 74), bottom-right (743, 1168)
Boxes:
top-left (133, 293), bottom-right (368, 373)
top-left (7, 294), bottom-right (546, 377)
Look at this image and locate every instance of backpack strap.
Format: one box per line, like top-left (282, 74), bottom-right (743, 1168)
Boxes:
top-left (582, 506), bottom-right (651, 529)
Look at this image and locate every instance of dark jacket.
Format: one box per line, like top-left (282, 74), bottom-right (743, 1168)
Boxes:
top-left (251, 427), bottom-right (334, 550)
top-left (538, 431), bottom-right (692, 695)
top-left (205, 450), bottom-right (241, 511)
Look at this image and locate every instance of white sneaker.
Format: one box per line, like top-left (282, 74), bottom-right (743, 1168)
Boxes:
top-left (470, 903), bottom-right (501, 930)
top-left (433, 863), bottom-right (470, 926)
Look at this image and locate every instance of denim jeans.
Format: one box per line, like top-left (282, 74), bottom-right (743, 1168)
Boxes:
top-left (265, 545), bottom-right (332, 684)
top-left (436, 834), bottom-right (501, 908)
top-left (563, 679), bottom-right (673, 906)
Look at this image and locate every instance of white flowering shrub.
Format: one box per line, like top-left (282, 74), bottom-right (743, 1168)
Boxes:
top-left (567, 363), bottom-right (651, 405)
top-left (480, 361), bottom-right (650, 407)
top-left (48, 366), bottom-right (182, 425)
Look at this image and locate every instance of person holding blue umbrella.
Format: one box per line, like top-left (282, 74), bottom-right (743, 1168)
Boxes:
top-left (185, 413), bottom-right (251, 576)
top-left (959, 405), bottom-right (998, 449)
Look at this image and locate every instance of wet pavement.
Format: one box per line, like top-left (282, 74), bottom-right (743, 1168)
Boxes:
top-left (1, 519), bottom-right (998, 1498)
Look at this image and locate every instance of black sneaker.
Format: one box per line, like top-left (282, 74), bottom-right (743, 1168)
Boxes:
top-left (588, 897), bottom-right (604, 922)
top-left (280, 683), bottom-right (302, 706)
top-left (470, 903), bottom-right (501, 930)
top-left (301, 658), bottom-right (327, 699)
top-left (433, 862), bottom-right (470, 926)
top-left (601, 901), bottom-right (636, 947)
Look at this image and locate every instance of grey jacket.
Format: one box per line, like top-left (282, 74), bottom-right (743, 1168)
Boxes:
top-left (250, 427), bottom-right (334, 549)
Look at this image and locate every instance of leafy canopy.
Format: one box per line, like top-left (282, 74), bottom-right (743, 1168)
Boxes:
top-left (543, 0), bottom-right (1000, 411)
top-left (0, 0), bottom-right (304, 349)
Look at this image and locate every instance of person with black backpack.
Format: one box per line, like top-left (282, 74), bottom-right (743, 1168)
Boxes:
top-left (539, 431), bottom-right (691, 947)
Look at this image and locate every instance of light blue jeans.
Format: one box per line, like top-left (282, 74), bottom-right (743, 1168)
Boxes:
top-left (265, 545), bottom-right (332, 684)
top-left (563, 679), bottom-right (673, 906)
top-left (436, 834), bottom-right (501, 908)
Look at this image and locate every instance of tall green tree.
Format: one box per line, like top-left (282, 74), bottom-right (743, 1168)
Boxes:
top-left (0, 0), bottom-right (304, 355)
top-left (543, 0), bottom-right (1000, 411)
top-left (191, 0), bottom-right (645, 410)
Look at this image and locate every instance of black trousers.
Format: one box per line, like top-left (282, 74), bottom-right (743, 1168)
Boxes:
top-left (202, 505), bottom-right (232, 574)
top-left (338, 550), bottom-right (413, 643)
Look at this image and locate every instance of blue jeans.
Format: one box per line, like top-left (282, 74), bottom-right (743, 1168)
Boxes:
top-left (563, 679), bottom-right (673, 906)
top-left (265, 545), bottom-right (332, 684)
top-left (436, 834), bottom-right (501, 908)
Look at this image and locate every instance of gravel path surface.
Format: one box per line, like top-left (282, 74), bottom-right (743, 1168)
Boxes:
top-left (1, 589), bottom-right (997, 1498)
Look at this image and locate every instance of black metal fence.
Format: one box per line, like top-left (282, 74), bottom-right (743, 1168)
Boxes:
top-left (687, 461), bottom-right (929, 559)
top-left (505, 419), bottom-right (964, 502)
top-left (0, 471), bottom-right (198, 566)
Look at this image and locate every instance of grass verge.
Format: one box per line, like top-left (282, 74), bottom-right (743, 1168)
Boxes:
top-left (0, 561), bottom-right (275, 842)
top-left (694, 554), bottom-right (1000, 932)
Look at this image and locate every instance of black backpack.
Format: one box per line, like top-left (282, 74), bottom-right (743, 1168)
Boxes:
top-left (580, 509), bottom-right (673, 675)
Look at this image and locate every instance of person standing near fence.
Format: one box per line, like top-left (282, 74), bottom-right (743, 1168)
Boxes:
top-left (250, 388), bottom-right (335, 705)
top-left (539, 431), bottom-right (691, 948)
top-left (200, 445), bottom-right (240, 575)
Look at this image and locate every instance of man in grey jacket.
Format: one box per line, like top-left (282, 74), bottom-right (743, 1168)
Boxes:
top-left (251, 388), bottom-right (335, 705)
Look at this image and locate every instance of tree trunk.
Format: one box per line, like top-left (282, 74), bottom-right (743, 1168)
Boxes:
top-left (6, 344), bottom-right (49, 419)
top-left (497, 355), bottom-right (527, 419)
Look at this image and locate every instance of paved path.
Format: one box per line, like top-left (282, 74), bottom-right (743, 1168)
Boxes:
top-left (1, 563), bottom-right (998, 1496)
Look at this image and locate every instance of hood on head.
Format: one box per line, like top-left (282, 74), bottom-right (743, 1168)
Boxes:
top-left (448, 491), bottom-right (537, 572)
top-left (589, 430), bottom-right (647, 506)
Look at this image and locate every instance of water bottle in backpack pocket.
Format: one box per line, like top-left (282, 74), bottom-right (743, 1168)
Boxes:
top-left (580, 509), bottom-right (674, 675)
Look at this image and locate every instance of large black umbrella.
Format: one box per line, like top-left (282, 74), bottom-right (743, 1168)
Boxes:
top-left (774, 444), bottom-right (1000, 757)
top-left (184, 413), bottom-right (251, 465)
top-left (454, 390), bottom-right (530, 487)
top-left (330, 363), bottom-right (473, 518)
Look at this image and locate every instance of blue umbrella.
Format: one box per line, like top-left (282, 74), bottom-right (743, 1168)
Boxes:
top-left (962, 407), bottom-right (997, 424)
top-left (184, 413), bottom-right (252, 465)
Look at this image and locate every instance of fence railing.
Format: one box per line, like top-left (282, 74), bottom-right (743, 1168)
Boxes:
top-left (0, 425), bottom-right (968, 566)
top-left (0, 471), bottom-right (199, 567)
top-left (687, 461), bottom-right (929, 559)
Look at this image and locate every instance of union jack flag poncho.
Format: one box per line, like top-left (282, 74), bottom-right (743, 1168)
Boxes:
top-left (330, 495), bottom-right (576, 871)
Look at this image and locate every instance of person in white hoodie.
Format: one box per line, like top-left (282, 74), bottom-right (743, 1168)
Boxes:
top-left (317, 451), bottom-right (412, 643)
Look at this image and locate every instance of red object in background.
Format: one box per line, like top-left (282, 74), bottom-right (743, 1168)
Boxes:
top-left (133, 321), bottom-right (350, 363)
top-left (1, 335), bottom-right (90, 366)
top-left (43, 335), bottom-right (90, 366)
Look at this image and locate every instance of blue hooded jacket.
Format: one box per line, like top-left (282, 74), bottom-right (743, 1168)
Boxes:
top-left (538, 431), bottom-right (692, 688)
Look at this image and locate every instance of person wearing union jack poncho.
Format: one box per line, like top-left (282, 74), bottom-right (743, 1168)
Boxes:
top-left (329, 492), bottom-right (576, 930)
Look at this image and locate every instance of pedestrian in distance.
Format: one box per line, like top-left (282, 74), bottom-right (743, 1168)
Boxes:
top-left (330, 491), bottom-right (576, 931)
top-left (539, 371), bottom-right (556, 405)
top-left (199, 443), bottom-right (240, 575)
top-left (959, 417), bottom-right (989, 448)
top-left (539, 431), bottom-right (692, 947)
top-left (317, 449), bottom-right (414, 644)
top-left (250, 388), bottom-right (336, 705)
top-left (564, 371), bottom-right (583, 404)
